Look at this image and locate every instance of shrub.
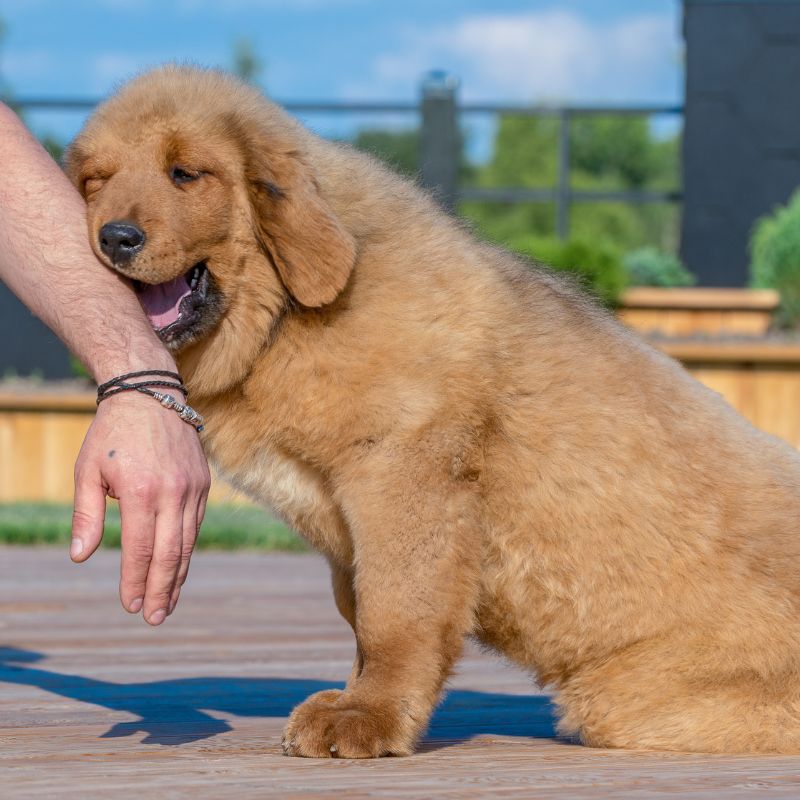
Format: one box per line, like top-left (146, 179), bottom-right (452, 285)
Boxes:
top-left (623, 247), bottom-right (695, 287)
top-left (507, 235), bottom-right (627, 305)
top-left (70, 355), bottom-right (90, 380)
top-left (750, 189), bottom-right (800, 327)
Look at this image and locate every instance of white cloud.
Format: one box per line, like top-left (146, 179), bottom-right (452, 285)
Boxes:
top-left (343, 9), bottom-right (680, 104)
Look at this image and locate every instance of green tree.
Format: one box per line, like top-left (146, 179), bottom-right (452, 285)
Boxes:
top-left (461, 112), bottom-right (680, 257)
top-left (351, 124), bottom-right (475, 184)
top-left (477, 115), bottom-right (559, 188)
top-left (352, 129), bottom-right (419, 177)
top-left (571, 115), bottom-right (653, 189)
top-left (233, 38), bottom-right (262, 85)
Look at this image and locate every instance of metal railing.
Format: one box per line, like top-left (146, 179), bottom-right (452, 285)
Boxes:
top-left (8, 75), bottom-right (684, 240)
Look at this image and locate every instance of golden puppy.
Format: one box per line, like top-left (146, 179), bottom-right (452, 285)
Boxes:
top-left (66, 65), bottom-right (800, 757)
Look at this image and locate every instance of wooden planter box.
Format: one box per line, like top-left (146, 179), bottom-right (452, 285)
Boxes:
top-left (618, 287), bottom-right (780, 337)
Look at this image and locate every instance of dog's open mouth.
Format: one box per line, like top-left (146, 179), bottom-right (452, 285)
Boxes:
top-left (133, 262), bottom-right (210, 341)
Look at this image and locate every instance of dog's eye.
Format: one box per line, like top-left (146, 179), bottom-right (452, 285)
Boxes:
top-left (170, 166), bottom-right (201, 186)
top-left (83, 176), bottom-right (107, 196)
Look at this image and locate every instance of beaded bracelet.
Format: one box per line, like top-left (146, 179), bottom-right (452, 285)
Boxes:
top-left (96, 370), bottom-right (205, 432)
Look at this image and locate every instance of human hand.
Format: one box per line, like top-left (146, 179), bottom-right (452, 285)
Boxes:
top-left (70, 391), bottom-right (211, 625)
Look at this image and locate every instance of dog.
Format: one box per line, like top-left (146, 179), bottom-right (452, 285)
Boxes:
top-left (66, 65), bottom-right (800, 757)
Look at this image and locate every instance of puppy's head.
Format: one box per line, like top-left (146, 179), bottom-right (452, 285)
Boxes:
top-left (65, 65), bottom-right (356, 393)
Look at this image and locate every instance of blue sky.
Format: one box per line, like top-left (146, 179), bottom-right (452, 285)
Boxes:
top-left (0, 0), bottom-right (683, 148)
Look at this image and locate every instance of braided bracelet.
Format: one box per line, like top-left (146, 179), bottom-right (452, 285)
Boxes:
top-left (96, 370), bottom-right (205, 432)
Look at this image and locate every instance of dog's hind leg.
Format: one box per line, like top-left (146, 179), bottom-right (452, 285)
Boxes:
top-left (555, 637), bottom-right (800, 754)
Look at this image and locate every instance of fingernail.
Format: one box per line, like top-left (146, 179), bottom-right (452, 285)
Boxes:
top-left (70, 539), bottom-right (84, 559)
top-left (129, 597), bottom-right (143, 613)
top-left (148, 608), bottom-right (167, 626)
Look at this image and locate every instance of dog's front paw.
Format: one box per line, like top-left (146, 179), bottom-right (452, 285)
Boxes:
top-left (282, 688), bottom-right (414, 758)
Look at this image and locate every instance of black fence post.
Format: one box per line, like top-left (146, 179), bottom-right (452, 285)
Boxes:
top-left (681, 0), bottom-right (800, 286)
top-left (556, 109), bottom-right (571, 241)
top-left (420, 71), bottom-right (459, 214)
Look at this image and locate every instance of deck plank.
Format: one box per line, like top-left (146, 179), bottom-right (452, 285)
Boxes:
top-left (1, 547), bottom-right (799, 798)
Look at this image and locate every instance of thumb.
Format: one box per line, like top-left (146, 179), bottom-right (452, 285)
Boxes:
top-left (71, 466), bottom-right (107, 562)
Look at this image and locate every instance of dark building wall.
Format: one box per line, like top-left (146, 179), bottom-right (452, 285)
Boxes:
top-left (682, 0), bottom-right (800, 286)
top-left (0, 283), bottom-right (74, 378)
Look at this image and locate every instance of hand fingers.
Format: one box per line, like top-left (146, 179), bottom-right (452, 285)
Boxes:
top-left (197, 482), bottom-right (209, 530)
top-left (118, 491), bottom-right (157, 615)
top-left (71, 465), bottom-right (107, 562)
top-left (142, 497), bottom-right (186, 626)
top-left (168, 469), bottom-right (210, 616)
top-left (168, 499), bottom-right (201, 616)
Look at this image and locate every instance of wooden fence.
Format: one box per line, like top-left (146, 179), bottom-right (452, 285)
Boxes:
top-left (659, 340), bottom-right (800, 449)
top-left (0, 392), bottom-right (243, 504)
top-left (2, 337), bottom-right (800, 503)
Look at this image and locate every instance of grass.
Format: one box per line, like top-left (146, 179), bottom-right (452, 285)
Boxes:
top-left (0, 503), bottom-right (307, 551)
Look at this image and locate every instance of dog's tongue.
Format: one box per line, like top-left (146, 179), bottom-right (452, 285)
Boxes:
top-left (137, 276), bottom-right (191, 330)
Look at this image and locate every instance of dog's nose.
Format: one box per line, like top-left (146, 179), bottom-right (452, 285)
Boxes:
top-left (99, 222), bottom-right (145, 265)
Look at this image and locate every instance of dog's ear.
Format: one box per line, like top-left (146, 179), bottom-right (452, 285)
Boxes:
top-left (63, 140), bottom-right (88, 193)
top-left (246, 147), bottom-right (356, 308)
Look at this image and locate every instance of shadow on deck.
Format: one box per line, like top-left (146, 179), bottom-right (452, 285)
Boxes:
top-left (0, 646), bottom-right (557, 747)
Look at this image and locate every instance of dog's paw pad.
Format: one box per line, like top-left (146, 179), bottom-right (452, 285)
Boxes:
top-left (282, 689), bottom-right (413, 759)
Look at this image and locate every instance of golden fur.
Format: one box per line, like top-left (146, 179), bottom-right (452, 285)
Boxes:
top-left (67, 65), bottom-right (800, 757)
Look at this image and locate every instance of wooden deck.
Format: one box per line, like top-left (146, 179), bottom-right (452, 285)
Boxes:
top-left (1, 548), bottom-right (800, 798)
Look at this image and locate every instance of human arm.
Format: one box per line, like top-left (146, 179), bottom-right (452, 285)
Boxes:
top-left (0, 102), bottom-right (211, 624)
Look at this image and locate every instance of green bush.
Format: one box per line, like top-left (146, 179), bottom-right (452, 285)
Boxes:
top-left (623, 247), bottom-right (695, 287)
top-left (507, 235), bottom-right (627, 305)
top-left (70, 355), bottom-right (91, 380)
top-left (750, 189), bottom-right (800, 327)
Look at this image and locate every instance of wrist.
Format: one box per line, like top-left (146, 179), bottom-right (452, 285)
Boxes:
top-left (95, 371), bottom-right (203, 432)
top-left (88, 350), bottom-right (178, 387)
